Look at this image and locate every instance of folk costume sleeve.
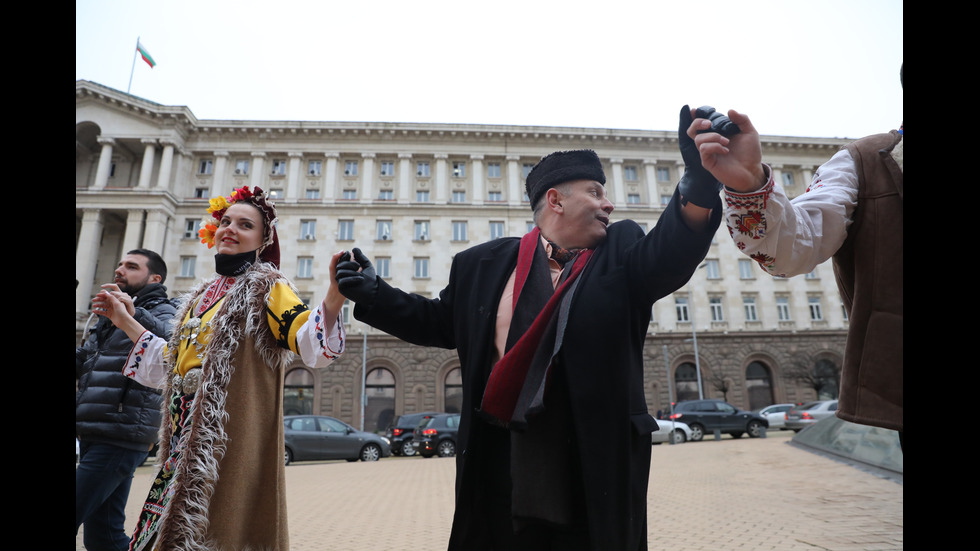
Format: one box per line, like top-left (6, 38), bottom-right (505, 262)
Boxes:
top-left (121, 331), bottom-right (169, 389)
top-left (266, 281), bottom-right (346, 367)
top-left (724, 150), bottom-right (858, 278)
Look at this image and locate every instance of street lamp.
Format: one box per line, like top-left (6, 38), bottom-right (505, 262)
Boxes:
top-left (687, 263), bottom-right (707, 399)
top-left (359, 327), bottom-right (368, 431)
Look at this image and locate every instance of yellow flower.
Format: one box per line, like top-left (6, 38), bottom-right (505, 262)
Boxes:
top-left (207, 196), bottom-right (231, 217)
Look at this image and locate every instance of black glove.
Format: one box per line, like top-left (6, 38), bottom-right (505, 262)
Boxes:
top-left (335, 248), bottom-right (378, 306)
top-left (677, 105), bottom-right (723, 208)
top-left (694, 106), bottom-right (741, 138)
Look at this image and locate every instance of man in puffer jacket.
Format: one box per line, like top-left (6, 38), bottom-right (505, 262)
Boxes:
top-left (76, 249), bottom-right (176, 550)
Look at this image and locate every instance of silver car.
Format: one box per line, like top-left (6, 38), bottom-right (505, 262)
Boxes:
top-left (755, 403), bottom-right (795, 430)
top-left (784, 400), bottom-right (838, 432)
top-left (651, 418), bottom-right (693, 444)
top-left (284, 415), bottom-right (391, 465)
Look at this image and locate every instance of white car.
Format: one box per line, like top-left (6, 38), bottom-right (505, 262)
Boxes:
top-left (651, 418), bottom-right (692, 444)
top-left (755, 403), bottom-right (795, 430)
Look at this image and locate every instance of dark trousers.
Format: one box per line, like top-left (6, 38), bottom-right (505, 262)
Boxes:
top-left (76, 441), bottom-right (148, 551)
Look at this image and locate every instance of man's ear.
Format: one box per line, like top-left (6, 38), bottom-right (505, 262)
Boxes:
top-left (545, 188), bottom-right (564, 213)
top-left (149, 274), bottom-right (163, 284)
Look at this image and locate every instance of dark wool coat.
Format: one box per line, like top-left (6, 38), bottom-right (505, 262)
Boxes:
top-left (355, 190), bottom-right (720, 550)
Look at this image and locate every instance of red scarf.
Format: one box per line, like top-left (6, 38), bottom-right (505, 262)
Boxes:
top-left (480, 227), bottom-right (592, 428)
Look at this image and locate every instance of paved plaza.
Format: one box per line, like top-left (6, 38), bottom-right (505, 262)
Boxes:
top-left (76, 430), bottom-right (903, 550)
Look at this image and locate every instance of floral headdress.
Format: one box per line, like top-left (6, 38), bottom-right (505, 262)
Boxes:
top-left (199, 185), bottom-right (280, 266)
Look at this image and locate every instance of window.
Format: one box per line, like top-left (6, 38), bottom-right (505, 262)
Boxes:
top-left (344, 160), bottom-right (358, 176)
top-left (522, 163), bottom-right (534, 179)
top-left (414, 221), bottom-right (430, 241)
top-left (268, 188), bottom-right (284, 200)
top-left (342, 300), bottom-right (351, 325)
top-left (709, 296), bottom-right (724, 322)
top-left (660, 195), bottom-right (670, 206)
top-left (452, 221), bottom-right (468, 241)
top-left (297, 257), bottom-right (313, 278)
top-left (194, 187), bottom-right (209, 199)
top-left (198, 159), bottom-right (213, 175)
top-left (489, 221), bottom-right (505, 240)
top-left (337, 220), bottom-right (354, 241)
top-left (376, 220), bottom-right (392, 241)
top-left (805, 269), bottom-right (819, 280)
top-left (234, 159), bottom-right (249, 175)
top-left (841, 300), bottom-right (849, 321)
top-left (271, 159), bottom-right (287, 176)
top-left (452, 162), bottom-right (466, 178)
top-left (487, 163), bottom-right (501, 178)
top-left (342, 189), bottom-right (357, 200)
top-left (743, 296), bottom-right (758, 321)
top-left (656, 167), bottom-right (670, 182)
top-left (488, 191), bottom-right (503, 202)
top-left (305, 188), bottom-right (320, 199)
top-left (308, 160), bottom-right (322, 176)
top-left (380, 161), bottom-right (395, 176)
top-left (808, 296), bottom-right (823, 321)
top-left (414, 257), bottom-right (429, 278)
top-left (109, 162), bottom-right (116, 178)
top-left (375, 257), bottom-right (391, 279)
top-left (526, 221), bottom-right (535, 234)
top-left (179, 256), bottom-right (196, 278)
top-left (416, 161), bottom-right (430, 177)
top-left (776, 297), bottom-right (791, 321)
top-left (452, 190), bottom-right (466, 203)
top-left (705, 259), bottom-right (720, 279)
top-left (444, 368), bottom-right (463, 413)
top-left (300, 220), bottom-right (316, 240)
top-left (623, 165), bottom-right (638, 181)
top-left (364, 368), bottom-right (396, 433)
top-left (738, 259), bottom-right (754, 279)
top-left (675, 297), bottom-right (689, 322)
top-left (627, 193), bottom-right (640, 204)
top-left (782, 172), bottom-right (794, 187)
top-left (416, 190), bottom-right (430, 202)
top-left (378, 189), bottom-right (394, 200)
top-left (183, 219), bottom-right (198, 239)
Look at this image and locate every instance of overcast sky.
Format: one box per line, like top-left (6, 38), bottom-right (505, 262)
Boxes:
top-left (76, 0), bottom-right (903, 139)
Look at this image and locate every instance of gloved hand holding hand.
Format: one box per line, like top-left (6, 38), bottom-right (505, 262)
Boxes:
top-left (334, 248), bottom-right (379, 306)
top-left (677, 105), bottom-right (723, 208)
top-left (694, 106), bottom-right (741, 138)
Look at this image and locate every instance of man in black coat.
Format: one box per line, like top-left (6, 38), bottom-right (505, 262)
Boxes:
top-left (76, 249), bottom-right (176, 550)
top-left (337, 111), bottom-right (726, 550)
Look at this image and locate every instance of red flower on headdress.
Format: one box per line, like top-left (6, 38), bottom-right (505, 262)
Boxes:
top-left (229, 186), bottom-right (254, 203)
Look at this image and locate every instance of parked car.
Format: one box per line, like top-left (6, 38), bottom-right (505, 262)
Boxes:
top-left (283, 415), bottom-right (391, 465)
top-left (784, 400), bottom-right (838, 432)
top-left (385, 411), bottom-right (442, 457)
top-left (413, 413), bottom-right (461, 458)
top-left (651, 418), bottom-right (693, 444)
top-left (754, 403), bottom-right (795, 430)
top-left (669, 399), bottom-right (769, 441)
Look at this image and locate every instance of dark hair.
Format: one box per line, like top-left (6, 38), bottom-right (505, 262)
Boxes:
top-left (127, 249), bottom-right (168, 283)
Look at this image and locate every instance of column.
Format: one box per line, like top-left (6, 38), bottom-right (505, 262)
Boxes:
top-left (361, 153), bottom-right (375, 204)
top-left (324, 153), bottom-right (339, 201)
top-left (470, 154), bottom-right (484, 206)
top-left (643, 161), bottom-right (659, 207)
top-left (92, 138), bottom-right (115, 190)
top-left (434, 154), bottom-right (449, 204)
top-left (608, 158), bottom-right (623, 205)
top-left (156, 141), bottom-right (175, 191)
top-left (250, 153), bottom-right (266, 189)
top-left (136, 139), bottom-right (157, 190)
top-left (75, 209), bottom-right (103, 315)
top-left (287, 152), bottom-right (303, 200)
top-left (143, 210), bottom-right (170, 255)
top-left (398, 153), bottom-right (412, 204)
top-left (212, 151), bottom-right (229, 198)
top-left (122, 210), bottom-right (145, 253)
top-left (506, 155), bottom-right (522, 206)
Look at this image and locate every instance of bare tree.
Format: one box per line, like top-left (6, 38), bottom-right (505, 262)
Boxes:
top-left (784, 355), bottom-right (841, 400)
top-left (710, 372), bottom-right (731, 402)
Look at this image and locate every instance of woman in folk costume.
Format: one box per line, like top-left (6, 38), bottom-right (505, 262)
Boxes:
top-left (93, 185), bottom-right (347, 550)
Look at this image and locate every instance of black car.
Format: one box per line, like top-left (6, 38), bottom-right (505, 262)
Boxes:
top-left (283, 415), bottom-right (391, 465)
top-left (385, 411), bottom-right (443, 456)
top-left (669, 399), bottom-right (769, 441)
top-left (413, 413), bottom-right (461, 458)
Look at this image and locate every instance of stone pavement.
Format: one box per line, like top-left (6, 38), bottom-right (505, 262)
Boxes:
top-left (76, 430), bottom-right (903, 550)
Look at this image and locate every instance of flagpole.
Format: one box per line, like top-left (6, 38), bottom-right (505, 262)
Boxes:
top-left (128, 36), bottom-right (139, 94)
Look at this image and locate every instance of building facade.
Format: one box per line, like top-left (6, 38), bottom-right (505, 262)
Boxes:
top-left (76, 80), bottom-right (848, 432)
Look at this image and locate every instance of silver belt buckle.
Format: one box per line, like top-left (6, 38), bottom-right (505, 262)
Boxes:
top-left (174, 368), bottom-right (203, 394)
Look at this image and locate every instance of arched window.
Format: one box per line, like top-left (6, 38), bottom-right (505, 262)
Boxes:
top-left (283, 368), bottom-right (314, 416)
top-left (745, 361), bottom-right (775, 410)
top-left (444, 367), bottom-right (462, 413)
top-left (365, 367), bottom-right (395, 433)
top-left (814, 359), bottom-right (840, 400)
top-left (674, 362), bottom-right (701, 403)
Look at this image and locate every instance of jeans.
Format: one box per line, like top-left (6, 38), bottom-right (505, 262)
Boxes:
top-left (76, 441), bottom-right (148, 551)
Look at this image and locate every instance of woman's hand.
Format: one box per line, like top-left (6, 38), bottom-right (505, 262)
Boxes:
top-left (323, 250), bottom-right (349, 315)
top-left (91, 284), bottom-right (147, 342)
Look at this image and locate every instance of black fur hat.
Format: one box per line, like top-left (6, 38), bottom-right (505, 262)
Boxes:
top-left (525, 149), bottom-right (606, 209)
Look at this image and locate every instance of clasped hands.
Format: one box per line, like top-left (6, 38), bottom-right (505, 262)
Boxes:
top-left (682, 105), bottom-right (766, 194)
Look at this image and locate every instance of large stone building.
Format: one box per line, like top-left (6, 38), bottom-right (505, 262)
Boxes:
top-left (76, 80), bottom-right (849, 433)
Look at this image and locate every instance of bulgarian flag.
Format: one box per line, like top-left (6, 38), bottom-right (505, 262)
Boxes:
top-left (136, 41), bottom-right (156, 68)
